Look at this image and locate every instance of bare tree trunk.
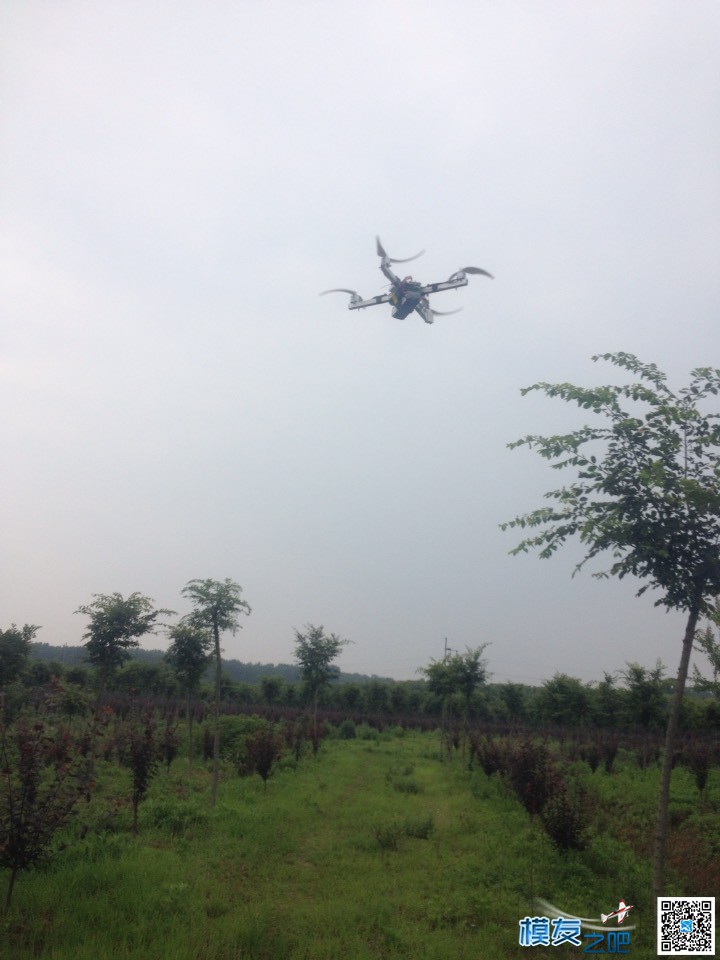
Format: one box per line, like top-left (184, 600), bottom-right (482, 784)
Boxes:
top-left (211, 623), bottom-right (221, 807)
top-left (652, 602), bottom-right (700, 899)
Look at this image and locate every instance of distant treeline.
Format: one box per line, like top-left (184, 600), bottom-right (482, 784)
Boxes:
top-left (21, 642), bottom-right (720, 733)
top-left (28, 642), bottom-right (393, 686)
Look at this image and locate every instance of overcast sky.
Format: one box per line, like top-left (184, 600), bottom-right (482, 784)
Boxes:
top-left (2, 1), bottom-right (720, 685)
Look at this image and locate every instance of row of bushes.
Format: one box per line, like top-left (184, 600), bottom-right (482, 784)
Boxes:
top-left (0, 686), bottom-right (335, 906)
top-left (462, 729), bottom-right (719, 855)
top-left (16, 652), bottom-right (720, 732)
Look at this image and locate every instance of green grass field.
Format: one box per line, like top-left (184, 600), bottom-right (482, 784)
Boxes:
top-left (2, 729), bottom-right (717, 960)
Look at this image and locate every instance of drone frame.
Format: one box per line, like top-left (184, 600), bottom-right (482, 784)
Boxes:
top-left (342, 274), bottom-right (470, 312)
top-left (321, 238), bottom-right (492, 324)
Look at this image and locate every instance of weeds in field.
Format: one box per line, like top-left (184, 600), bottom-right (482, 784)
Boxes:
top-left (1, 728), bottom-right (716, 959)
top-left (143, 798), bottom-right (209, 837)
top-left (373, 811), bottom-right (435, 849)
top-left (373, 818), bottom-right (404, 851)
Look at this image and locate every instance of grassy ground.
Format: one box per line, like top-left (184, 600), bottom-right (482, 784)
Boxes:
top-left (1, 729), bottom-right (715, 960)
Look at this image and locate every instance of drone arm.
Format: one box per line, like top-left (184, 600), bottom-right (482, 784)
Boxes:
top-left (349, 293), bottom-right (393, 310)
top-left (418, 277), bottom-right (469, 295)
top-left (320, 288), bottom-right (393, 311)
top-left (376, 236), bottom-right (424, 286)
top-left (379, 259), bottom-right (400, 286)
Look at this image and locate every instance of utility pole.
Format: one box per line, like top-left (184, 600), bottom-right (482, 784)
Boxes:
top-left (443, 637), bottom-right (458, 661)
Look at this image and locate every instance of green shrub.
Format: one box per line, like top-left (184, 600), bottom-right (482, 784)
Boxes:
top-left (56, 830), bottom-right (127, 866)
top-left (338, 719), bottom-right (357, 740)
top-left (403, 813), bottom-right (434, 839)
top-left (217, 715), bottom-right (271, 761)
top-left (393, 778), bottom-right (422, 794)
top-left (384, 725), bottom-right (407, 738)
top-left (357, 723), bottom-right (380, 741)
top-left (374, 819), bottom-right (404, 851)
top-left (216, 716), bottom-right (284, 777)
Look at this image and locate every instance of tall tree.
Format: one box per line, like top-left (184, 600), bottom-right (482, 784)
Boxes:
top-left (498, 682), bottom-right (529, 722)
top-left (501, 353), bottom-right (720, 898)
top-left (75, 593), bottom-right (172, 697)
top-left (0, 624), bottom-right (39, 688)
top-left (535, 673), bottom-right (592, 727)
top-left (293, 624), bottom-right (348, 749)
top-left (259, 675), bottom-right (286, 706)
top-left (182, 579), bottom-right (250, 805)
top-left (165, 623), bottom-right (213, 767)
top-left (422, 646), bottom-right (489, 717)
top-left (421, 645), bottom-right (489, 753)
top-left (622, 661), bottom-right (668, 729)
top-left (594, 672), bottom-right (622, 728)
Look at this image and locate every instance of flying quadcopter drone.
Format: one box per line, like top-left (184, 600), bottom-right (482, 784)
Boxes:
top-left (321, 237), bottom-right (493, 325)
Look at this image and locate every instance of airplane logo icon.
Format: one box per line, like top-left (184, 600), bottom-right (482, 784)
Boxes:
top-left (535, 896), bottom-right (637, 932)
top-left (601, 900), bottom-right (634, 924)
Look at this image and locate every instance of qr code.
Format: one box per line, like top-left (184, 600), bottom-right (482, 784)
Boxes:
top-left (658, 897), bottom-right (715, 955)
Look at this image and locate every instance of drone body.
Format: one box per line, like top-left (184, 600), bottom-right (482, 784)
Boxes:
top-left (321, 237), bottom-right (492, 324)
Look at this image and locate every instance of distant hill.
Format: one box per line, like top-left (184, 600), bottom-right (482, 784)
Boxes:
top-left (28, 642), bottom-right (394, 685)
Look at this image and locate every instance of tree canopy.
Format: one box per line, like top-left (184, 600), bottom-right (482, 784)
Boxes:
top-left (502, 352), bottom-right (720, 898)
top-left (75, 593), bottom-right (172, 688)
top-left (0, 624), bottom-right (39, 686)
top-left (502, 353), bottom-right (720, 612)
top-left (294, 624), bottom-right (348, 698)
top-left (164, 623), bottom-right (213, 695)
top-left (181, 579), bottom-right (251, 640)
top-left (421, 646), bottom-right (489, 708)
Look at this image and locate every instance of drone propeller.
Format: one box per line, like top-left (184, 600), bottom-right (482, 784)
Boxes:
top-left (320, 287), bottom-right (362, 300)
top-left (376, 236), bottom-right (425, 264)
top-left (415, 301), bottom-right (463, 324)
top-left (448, 266), bottom-right (494, 281)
